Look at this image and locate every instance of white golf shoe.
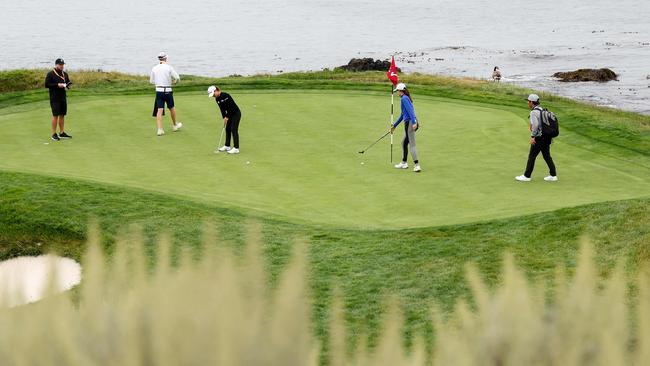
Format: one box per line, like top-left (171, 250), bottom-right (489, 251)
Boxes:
top-left (515, 175), bottom-right (531, 182)
top-left (413, 164), bottom-right (421, 173)
top-left (172, 122), bottom-right (183, 132)
top-left (394, 162), bottom-right (408, 169)
top-left (227, 148), bottom-right (240, 154)
top-left (157, 128), bottom-right (165, 136)
top-left (544, 175), bottom-right (558, 182)
top-left (217, 146), bottom-right (231, 152)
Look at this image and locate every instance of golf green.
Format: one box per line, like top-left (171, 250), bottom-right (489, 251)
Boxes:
top-left (1, 90), bottom-right (649, 229)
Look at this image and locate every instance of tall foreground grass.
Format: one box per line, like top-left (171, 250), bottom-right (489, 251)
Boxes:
top-left (0, 226), bottom-right (649, 365)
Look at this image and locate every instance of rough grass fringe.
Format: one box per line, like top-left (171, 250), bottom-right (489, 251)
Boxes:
top-left (0, 224), bottom-right (648, 366)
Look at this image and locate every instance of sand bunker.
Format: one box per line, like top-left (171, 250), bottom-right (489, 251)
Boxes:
top-left (0, 255), bottom-right (81, 307)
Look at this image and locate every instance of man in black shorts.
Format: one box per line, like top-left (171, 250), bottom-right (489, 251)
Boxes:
top-left (44, 59), bottom-right (72, 141)
top-left (150, 52), bottom-right (182, 136)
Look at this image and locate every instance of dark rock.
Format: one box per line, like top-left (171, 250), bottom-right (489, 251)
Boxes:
top-left (339, 58), bottom-right (401, 72)
top-left (553, 68), bottom-right (618, 82)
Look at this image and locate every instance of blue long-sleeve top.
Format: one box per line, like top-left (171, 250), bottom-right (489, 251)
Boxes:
top-left (392, 95), bottom-right (417, 127)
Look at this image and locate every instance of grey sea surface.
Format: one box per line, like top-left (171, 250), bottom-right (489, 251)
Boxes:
top-left (2, 0), bottom-right (649, 114)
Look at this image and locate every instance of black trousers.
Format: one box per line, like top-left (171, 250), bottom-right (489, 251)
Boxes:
top-left (524, 137), bottom-right (556, 178)
top-left (225, 112), bottom-right (242, 148)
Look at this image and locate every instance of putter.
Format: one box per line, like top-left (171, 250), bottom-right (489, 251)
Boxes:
top-left (215, 123), bottom-right (225, 152)
top-left (358, 131), bottom-right (391, 154)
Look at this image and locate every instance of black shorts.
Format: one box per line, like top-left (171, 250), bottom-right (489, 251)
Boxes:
top-left (50, 99), bottom-right (67, 116)
top-left (155, 91), bottom-right (175, 109)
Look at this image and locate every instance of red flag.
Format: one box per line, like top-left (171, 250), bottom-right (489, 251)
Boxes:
top-left (386, 56), bottom-right (398, 86)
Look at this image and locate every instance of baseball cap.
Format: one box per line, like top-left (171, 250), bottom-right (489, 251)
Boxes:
top-left (526, 94), bottom-right (540, 102)
top-left (158, 52), bottom-right (168, 60)
top-left (393, 83), bottom-right (407, 92)
top-left (207, 86), bottom-right (217, 98)
top-left (55, 58), bottom-right (65, 65)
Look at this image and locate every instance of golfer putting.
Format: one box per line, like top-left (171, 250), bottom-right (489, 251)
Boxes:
top-left (150, 52), bottom-right (182, 136)
top-left (208, 86), bottom-right (242, 154)
top-left (44, 59), bottom-right (72, 141)
top-left (390, 83), bottom-right (421, 173)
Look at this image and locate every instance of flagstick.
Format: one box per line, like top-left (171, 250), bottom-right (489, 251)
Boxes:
top-left (387, 54), bottom-right (397, 164)
top-left (390, 87), bottom-right (394, 163)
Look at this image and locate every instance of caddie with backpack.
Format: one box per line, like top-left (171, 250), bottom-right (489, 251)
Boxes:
top-left (515, 94), bottom-right (559, 182)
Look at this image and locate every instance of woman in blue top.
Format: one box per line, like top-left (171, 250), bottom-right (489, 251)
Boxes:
top-left (390, 83), bottom-right (421, 172)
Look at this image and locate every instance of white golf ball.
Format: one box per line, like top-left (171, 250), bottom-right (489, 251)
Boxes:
top-left (361, 162), bottom-right (365, 165)
top-left (246, 161), bottom-right (250, 164)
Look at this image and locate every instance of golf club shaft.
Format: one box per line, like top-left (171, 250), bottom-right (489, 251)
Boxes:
top-left (360, 131), bottom-right (390, 153)
top-left (218, 123), bottom-right (225, 148)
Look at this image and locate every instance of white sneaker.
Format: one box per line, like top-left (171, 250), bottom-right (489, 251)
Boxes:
top-left (157, 128), bottom-right (165, 136)
top-left (394, 162), bottom-right (408, 169)
top-left (544, 176), bottom-right (558, 182)
top-left (172, 122), bottom-right (183, 132)
top-left (217, 146), bottom-right (231, 152)
top-left (413, 164), bottom-right (421, 173)
top-left (515, 175), bottom-right (531, 182)
top-left (227, 148), bottom-right (240, 154)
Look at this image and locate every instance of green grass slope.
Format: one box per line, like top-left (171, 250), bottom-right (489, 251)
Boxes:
top-left (1, 171), bottom-right (649, 347)
top-left (1, 69), bottom-right (649, 346)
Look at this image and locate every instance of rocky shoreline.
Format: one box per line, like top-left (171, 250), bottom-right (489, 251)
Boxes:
top-left (338, 58), bottom-right (401, 72)
top-left (553, 68), bottom-right (618, 82)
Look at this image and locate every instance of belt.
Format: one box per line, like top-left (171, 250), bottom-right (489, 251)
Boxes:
top-left (156, 86), bottom-right (173, 92)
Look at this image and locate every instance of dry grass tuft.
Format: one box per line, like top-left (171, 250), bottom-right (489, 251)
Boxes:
top-left (0, 227), bottom-right (648, 365)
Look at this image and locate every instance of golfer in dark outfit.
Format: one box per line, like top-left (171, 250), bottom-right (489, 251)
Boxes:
top-left (208, 86), bottom-right (242, 154)
top-left (44, 59), bottom-right (72, 141)
top-left (515, 94), bottom-right (558, 182)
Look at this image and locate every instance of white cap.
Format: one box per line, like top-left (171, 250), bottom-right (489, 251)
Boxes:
top-left (207, 85), bottom-right (217, 98)
top-left (393, 83), bottom-right (407, 92)
top-left (527, 94), bottom-right (540, 102)
top-left (158, 51), bottom-right (168, 60)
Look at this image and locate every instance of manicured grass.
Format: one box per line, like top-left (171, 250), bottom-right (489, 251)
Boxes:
top-left (2, 69), bottom-right (648, 157)
top-left (1, 91), bottom-right (648, 229)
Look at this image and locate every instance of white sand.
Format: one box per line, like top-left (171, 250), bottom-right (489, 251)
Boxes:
top-left (0, 255), bottom-right (82, 308)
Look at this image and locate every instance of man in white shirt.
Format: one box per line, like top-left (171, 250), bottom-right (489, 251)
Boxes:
top-left (150, 52), bottom-right (182, 136)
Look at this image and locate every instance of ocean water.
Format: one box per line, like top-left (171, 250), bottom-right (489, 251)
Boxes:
top-left (2, 0), bottom-right (649, 113)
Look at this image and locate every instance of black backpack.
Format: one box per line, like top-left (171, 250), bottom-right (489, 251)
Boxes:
top-left (536, 108), bottom-right (559, 138)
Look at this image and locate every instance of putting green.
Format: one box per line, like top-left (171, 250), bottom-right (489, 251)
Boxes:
top-left (1, 90), bottom-right (649, 229)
